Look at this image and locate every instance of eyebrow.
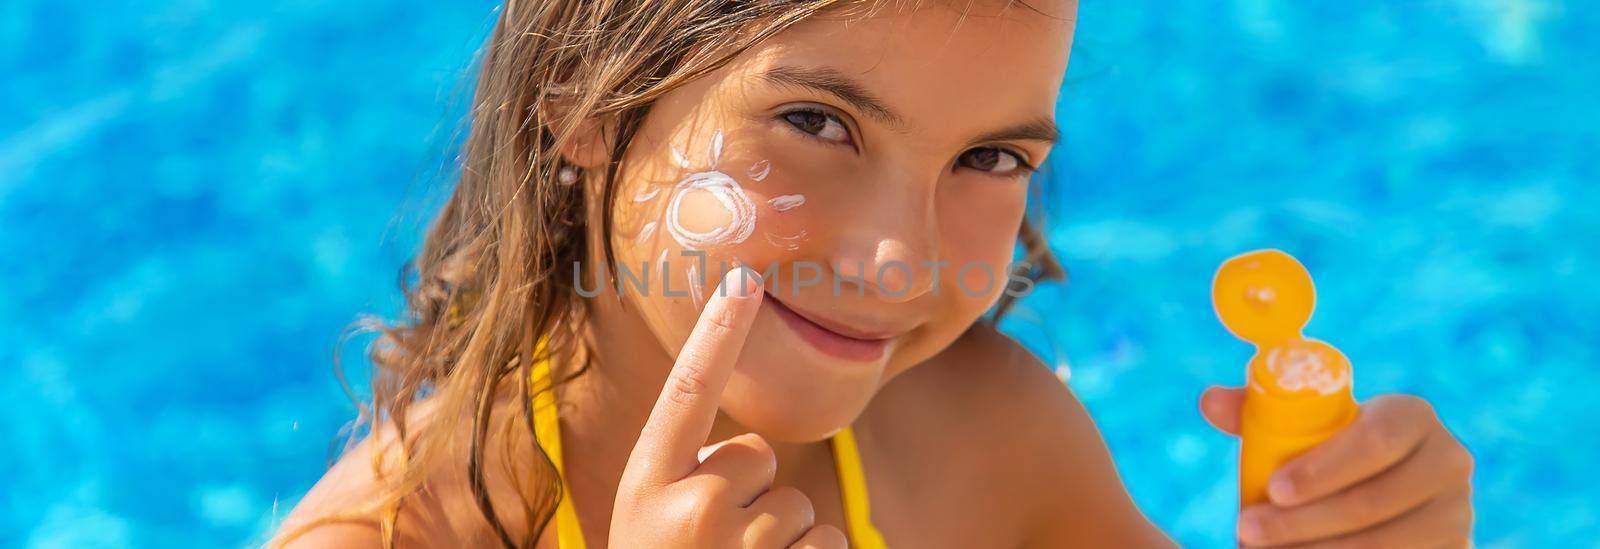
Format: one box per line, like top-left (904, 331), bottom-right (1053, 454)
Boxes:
top-left (972, 116), bottom-right (1060, 146)
top-left (756, 65), bottom-right (906, 127)
top-left (756, 64), bottom-right (1061, 146)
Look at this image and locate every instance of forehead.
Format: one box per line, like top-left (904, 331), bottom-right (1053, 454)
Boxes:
top-left (733, 0), bottom-right (1076, 132)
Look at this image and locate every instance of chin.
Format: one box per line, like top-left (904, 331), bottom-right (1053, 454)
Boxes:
top-left (717, 311), bottom-right (890, 442)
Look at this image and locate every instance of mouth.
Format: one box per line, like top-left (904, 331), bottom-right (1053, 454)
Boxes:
top-left (765, 292), bottom-right (899, 362)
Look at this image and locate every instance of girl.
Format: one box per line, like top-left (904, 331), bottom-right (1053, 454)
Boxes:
top-left (272, 0), bottom-right (1474, 547)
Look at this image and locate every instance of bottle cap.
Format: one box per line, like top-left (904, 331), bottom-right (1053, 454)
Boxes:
top-left (1212, 249), bottom-right (1315, 346)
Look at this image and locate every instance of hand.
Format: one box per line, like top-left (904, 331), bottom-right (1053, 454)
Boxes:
top-left (610, 268), bottom-right (847, 549)
top-left (1200, 387), bottom-right (1475, 547)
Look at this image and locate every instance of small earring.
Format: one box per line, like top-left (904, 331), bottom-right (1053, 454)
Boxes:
top-left (557, 166), bottom-right (580, 185)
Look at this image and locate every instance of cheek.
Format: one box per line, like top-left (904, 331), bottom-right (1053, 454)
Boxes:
top-left (938, 183), bottom-right (1029, 300)
top-left (675, 189), bottom-right (735, 234)
top-left (607, 131), bottom-right (820, 347)
top-left (743, 170), bottom-right (813, 258)
top-left (664, 174), bottom-right (756, 251)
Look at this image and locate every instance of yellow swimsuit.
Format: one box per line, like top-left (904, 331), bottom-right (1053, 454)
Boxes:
top-left (530, 360), bottom-right (887, 548)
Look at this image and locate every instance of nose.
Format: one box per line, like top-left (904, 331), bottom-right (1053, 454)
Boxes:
top-left (826, 175), bottom-right (940, 303)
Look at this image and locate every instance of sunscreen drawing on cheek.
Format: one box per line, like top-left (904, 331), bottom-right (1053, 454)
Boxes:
top-left (767, 194), bottom-right (805, 212)
top-left (760, 189), bottom-right (805, 251)
top-left (763, 229), bottom-right (807, 251)
top-left (670, 146), bottom-right (692, 169)
top-left (687, 262), bottom-right (704, 304)
top-left (748, 160), bottom-right (772, 181)
top-left (663, 129), bottom-right (759, 250)
top-left (636, 221), bottom-right (658, 245)
top-left (649, 129), bottom-right (801, 307)
top-left (709, 129), bottom-right (723, 167)
top-left (666, 173), bottom-right (757, 248)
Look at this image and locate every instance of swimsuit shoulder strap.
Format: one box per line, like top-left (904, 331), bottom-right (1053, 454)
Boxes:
top-left (531, 358), bottom-right (587, 549)
top-left (830, 426), bottom-right (889, 548)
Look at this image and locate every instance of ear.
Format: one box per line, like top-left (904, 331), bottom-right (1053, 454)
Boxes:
top-left (559, 115), bottom-right (614, 170)
top-left (546, 96), bottom-right (616, 170)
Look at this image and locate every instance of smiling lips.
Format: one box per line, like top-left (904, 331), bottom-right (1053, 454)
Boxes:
top-left (765, 293), bottom-right (900, 362)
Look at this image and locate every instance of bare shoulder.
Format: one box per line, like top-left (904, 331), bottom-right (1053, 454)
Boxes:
top-left (266, 432), bottom-right (424, 548)
top-left (865, 323), bottom-right (1174, 547)
top-left (267, 398), bottom-right (536, 548)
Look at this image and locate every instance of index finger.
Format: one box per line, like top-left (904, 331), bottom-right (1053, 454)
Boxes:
top-left (629, 266), bottom-right (765, 481)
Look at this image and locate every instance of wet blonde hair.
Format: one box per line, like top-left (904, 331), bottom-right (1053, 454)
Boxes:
top-left (279, 0), bottom-right (1061, 547)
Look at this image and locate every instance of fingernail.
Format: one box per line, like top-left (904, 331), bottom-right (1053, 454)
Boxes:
top-left (719, 266), bottom-right (762, 298)
top-left (1267, 476), bottom-right (1294, 502)
top-left (696, 441), bottom-right (725, 462)
top-left (1237, 517), bottom-right (1263, 543)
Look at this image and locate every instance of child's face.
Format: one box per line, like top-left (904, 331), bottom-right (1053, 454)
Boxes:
top-left (609, 0), bottom-right (1075, 441)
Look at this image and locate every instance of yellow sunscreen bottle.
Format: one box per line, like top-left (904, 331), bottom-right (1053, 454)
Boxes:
top-left (1212, 249), bottom-right (1358, 506)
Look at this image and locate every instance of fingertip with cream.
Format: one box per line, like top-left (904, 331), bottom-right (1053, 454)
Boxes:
top-left (719, 265), bottom-right (764, 299)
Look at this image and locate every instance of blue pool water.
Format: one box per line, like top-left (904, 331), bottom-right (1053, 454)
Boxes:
top-left (3, 1), bottom-right (1595, 546)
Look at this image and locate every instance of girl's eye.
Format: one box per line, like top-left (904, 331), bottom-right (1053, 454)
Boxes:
top-left (958, 147), bottom-right (1032, 177)
top-left (781, 108), bottom-right (852, 144)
